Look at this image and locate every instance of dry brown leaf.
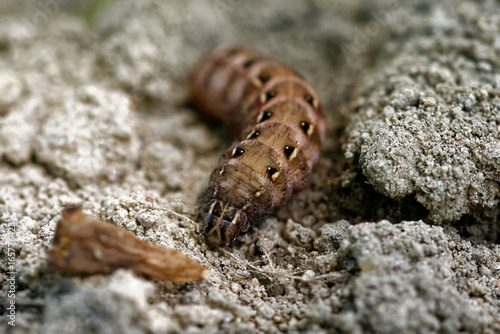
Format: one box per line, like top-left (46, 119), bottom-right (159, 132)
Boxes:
top-left (48, 206), bottom-right (208, 282)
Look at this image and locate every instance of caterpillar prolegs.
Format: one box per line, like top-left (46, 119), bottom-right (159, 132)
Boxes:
top-left (192, 46), bottom-right (326, 247)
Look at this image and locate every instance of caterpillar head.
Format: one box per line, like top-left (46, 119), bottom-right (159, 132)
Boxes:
top-left (203, 201), bottom-right (249, 247)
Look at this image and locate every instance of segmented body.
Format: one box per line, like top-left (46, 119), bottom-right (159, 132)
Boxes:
top-left (191, 46), bottom-right (325, 246)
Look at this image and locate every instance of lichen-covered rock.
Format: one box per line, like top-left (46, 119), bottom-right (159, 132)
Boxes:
top-left (344, 0), bottom-right (500, 222)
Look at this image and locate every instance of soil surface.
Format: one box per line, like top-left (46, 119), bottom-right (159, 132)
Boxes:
top-left (0, 0), bottom-right (499, 333)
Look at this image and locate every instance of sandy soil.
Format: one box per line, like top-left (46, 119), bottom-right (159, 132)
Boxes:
top-left (0, 0), bottom-right (499, 333)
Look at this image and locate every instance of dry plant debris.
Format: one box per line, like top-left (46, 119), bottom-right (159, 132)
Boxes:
top-left (48, 206), bottom-right (208, 282)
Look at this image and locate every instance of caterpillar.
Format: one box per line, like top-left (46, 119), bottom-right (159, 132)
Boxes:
top-left (191, 46), bottom-right (325, 247)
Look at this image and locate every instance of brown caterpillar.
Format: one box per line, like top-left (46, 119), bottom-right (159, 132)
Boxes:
top-left (192, 46), bottom-right (325, 247)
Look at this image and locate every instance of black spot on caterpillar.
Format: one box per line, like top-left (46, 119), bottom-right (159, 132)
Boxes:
top-left (191, 46), bottom-right (326, 247)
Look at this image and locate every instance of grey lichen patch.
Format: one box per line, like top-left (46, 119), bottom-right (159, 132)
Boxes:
top-left (344, 0), bottom-right (500, 222)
